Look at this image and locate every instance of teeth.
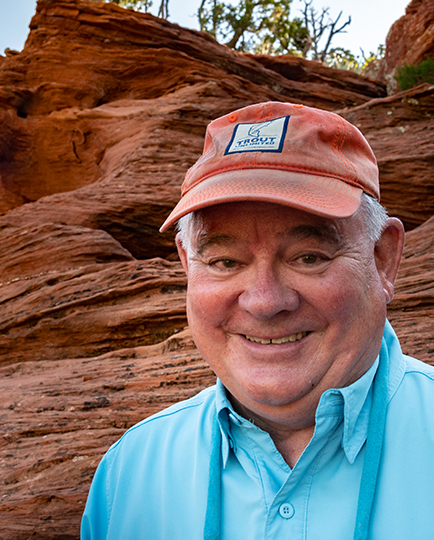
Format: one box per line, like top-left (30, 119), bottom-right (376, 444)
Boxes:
top-left (245, 332), bottom-right (308, 345)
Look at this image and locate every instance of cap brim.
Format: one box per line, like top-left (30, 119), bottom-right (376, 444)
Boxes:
top-left (160, 169), bottom-right (363, 232)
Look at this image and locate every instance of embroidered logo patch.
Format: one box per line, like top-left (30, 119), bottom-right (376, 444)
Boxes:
top-left (225, 115), bottom-right (290, 155)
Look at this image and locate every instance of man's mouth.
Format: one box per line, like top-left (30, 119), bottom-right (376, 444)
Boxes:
top-left (244, 331), bottom-right (309, 345)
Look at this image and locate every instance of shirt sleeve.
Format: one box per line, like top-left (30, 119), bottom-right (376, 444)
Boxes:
top-left (81, 454), bottom-right (112, 540)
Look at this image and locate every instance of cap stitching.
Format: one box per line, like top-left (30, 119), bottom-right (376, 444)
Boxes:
top-left (337, 116), bottom-right (359, 182)
top-left (331, 114), bottom-right (359, 184)
top-left (266, 102), bottom-right (272, 121)
top-left (331, 114), bottom-right (349, 180)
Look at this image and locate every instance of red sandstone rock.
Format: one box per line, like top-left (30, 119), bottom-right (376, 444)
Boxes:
top-left (338, 83), bottom-right (434, 230)
top-left (382, 0), bottom-right (434, 92)
top-left (388, 215), bottom-right (434, 364)
top-left (248, 53), bottom-right (386, 103)
top-left (0, 91), bottom-right (217, 260)
top-left (0, 329), bottom-right (214, 539)
top-left (0, 224), bottom-right (134, 282)
top-left (0, 258), bottom-right (188, 365)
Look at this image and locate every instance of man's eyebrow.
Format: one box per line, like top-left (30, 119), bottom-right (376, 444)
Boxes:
top-left (194, 224), bottom-right (344, 255)
top-left (195, 233), bottom-right (238, 255)
top-left (282, 224), bottom-right (344, 247)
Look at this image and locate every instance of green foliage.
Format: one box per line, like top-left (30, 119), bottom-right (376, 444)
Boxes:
top-left (198, 0), bottom-right (302, 53)
top-left (106, 0), bottom-right (153, 12)
top-left (256, 14), bottom-right (309, 55)
top-left (395, 57), bottom-right (434, 91)
top-left (356, 44), bottom-right (384, 72)
top-left (324, 45), bottom-right (385, 73)
top-left (325, 47), bottom-right (359, 71)
top-left (105, 0), bottom-right (169, 17)
top-left (198, 0), bottom-right (227, 38)
top-left (197, 0), bottom-right (354, 65)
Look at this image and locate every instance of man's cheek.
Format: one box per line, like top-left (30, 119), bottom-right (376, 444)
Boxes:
top-left (187, 288), bottom-right (222, 327)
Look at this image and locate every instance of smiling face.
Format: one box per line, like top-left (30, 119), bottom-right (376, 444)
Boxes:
top-left (177, 201), bottom-right (402, 430)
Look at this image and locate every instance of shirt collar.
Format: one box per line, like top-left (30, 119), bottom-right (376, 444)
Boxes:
top-left (215, 379), bottom-right (233, 467)
top-left (383, 319), bottom-right (407, 401)
top-left (317, 355), bottom-right (379, 464)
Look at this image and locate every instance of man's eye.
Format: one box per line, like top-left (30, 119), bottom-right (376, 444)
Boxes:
top-left (300, 254), bottom-right (319, 264)
top-left (211, 259), bottom-right (239, 269)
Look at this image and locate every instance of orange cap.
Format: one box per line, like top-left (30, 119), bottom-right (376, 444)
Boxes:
top-left (160, 101), bottom-right (379, 232)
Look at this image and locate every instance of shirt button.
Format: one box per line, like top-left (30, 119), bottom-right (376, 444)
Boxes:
top-left (279, 503), bottom-right (295, 519)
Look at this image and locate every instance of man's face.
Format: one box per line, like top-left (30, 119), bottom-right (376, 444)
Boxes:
top-left (177, 201), bottom-right (397, 428)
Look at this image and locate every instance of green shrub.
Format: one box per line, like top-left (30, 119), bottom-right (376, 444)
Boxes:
top-left (395, 57), bottom-right (434, 91)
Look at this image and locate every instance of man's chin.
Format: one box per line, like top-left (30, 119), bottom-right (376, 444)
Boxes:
top-left (228, 377), bottom-right (318, 413)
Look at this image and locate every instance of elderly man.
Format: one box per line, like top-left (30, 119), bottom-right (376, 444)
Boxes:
top-left (81, 102), bottom-right (434, 539)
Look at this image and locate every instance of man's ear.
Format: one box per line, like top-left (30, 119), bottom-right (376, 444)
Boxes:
top-left (374, 217), bottom-right (405, 304)
top-left (176, 233), bottom-right (189, 276)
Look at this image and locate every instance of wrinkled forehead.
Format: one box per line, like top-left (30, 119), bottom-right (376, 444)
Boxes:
top-left (188, 201), bottom-right (357, 250)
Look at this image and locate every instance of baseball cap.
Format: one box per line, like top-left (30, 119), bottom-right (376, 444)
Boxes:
top-left (160, 101), bottom-right (379, 232)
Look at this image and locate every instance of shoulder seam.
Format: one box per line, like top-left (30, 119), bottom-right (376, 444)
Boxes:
top-left (107, 389), bottom-right (214, 453)
top-left (404, 367), bottom-right (434, 381)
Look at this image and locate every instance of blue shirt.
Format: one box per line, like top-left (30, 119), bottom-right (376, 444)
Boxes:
top-left (81, 321), bottom-right (434, 539)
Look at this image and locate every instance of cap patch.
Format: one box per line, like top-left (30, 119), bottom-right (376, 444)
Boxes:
top-left (225, 115), bottom-right (290, 155)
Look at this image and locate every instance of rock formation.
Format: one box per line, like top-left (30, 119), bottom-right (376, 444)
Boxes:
top-left (388, 215), bottom-right (434, 362)
top-left (381, 0), bottom-right (434, 92)
top-left (338, 83), bottom-right (434, 230)
top-left (0, 0), bottom-right (433, 538)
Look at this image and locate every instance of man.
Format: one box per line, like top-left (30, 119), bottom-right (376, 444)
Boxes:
top-left (81, 102), bottom-right (434, 539)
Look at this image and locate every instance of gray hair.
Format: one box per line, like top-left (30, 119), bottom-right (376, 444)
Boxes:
top-left (176, 210), bottom-right (203, 256)
top-left (176, 193), bottom-right (389, 251)
top-left (358, 193), bottom-right (389, 243)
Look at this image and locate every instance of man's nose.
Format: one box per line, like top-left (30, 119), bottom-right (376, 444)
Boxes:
top-left (238, 265), bottom-right (300, 320)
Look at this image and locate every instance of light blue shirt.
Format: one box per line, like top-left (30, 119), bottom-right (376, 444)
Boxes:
top-left (81, 321), bottom-right (434, 539)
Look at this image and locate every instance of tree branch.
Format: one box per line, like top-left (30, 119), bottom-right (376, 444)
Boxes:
top-left (320, 11), bottom-right (351, 62)
top-left (157, 0), bottom-right (169, 18)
